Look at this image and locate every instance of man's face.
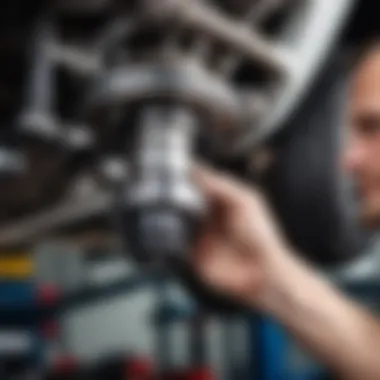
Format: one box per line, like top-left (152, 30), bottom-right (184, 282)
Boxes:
top-left (346, 46), bottom-right (380, 227)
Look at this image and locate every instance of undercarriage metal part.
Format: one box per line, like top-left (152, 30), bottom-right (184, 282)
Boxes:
top-left (0, 187), bottom-right (112, 250)
top-left (85, 0), bottom-right (357, 269)
top-left (135, 0), bottom-right (357, 154)
top-left (0, 1), bottom-right (366, 286)
top-left (89, 0), bottom-right (357, 156)
top-left (18, 18), bottom-right (61, 146)
top-left (120, 104), bottom-right (204, 263)
top-left (89, 61), bottom-right (244, 139)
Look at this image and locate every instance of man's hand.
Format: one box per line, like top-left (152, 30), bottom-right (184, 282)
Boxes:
top-left (191, 164), bottom-right (380, 380)
top-left (191, 164), bottom-right (293, 309)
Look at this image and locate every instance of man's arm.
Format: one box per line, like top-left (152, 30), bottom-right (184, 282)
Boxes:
top-left (192, 165), bottom-right (380, 380)
top-left (258, 252), bottom-right (380, 380)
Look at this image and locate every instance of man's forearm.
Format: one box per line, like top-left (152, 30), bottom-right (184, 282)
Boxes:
top-left (257, 253), bottom-right (380, 380)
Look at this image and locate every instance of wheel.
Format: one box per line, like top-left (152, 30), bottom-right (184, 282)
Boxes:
top-left (263, 54), bottom-right (371, 266)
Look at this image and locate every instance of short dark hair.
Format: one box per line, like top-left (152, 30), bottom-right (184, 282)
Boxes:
top-left (344, 2), bottom-right (380, 68)
top-left (349, 37), bottom-right (380, 70)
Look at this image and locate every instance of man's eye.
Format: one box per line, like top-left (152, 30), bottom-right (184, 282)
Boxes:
top-left (357, 117), bottom-right (380, 135)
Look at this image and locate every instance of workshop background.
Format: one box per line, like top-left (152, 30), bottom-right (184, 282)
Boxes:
top-left (1, 1), bottom-right (380, 380)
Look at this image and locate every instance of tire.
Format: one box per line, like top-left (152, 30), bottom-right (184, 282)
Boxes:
top-left (262, 54), bottom-right (370, 266)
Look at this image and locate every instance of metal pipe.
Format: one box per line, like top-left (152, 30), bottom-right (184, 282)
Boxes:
top-left (216, 0), bottom-right (291, 77)
top-left (19, 17), bottom-right (59, 141)
top-left (47, 43), bottom-right (101, 76)
top-left (142, 0), bottom-right (291, 76)
top-left (0, 191), bottom-right (112, 249)
top-left (247, 0), bottom-right (290, 25)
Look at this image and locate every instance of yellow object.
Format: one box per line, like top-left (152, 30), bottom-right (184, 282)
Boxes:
top-left (0, 256), bottom-right (34, 279)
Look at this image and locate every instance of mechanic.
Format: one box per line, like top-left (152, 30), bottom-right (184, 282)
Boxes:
top-left (191, 41), bottom-right (380, 380)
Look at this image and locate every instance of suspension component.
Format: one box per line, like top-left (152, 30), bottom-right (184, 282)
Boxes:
top-left (121, 104), bottom-right (204, 263)
top-left (18, 18), bottom-right (61, 146)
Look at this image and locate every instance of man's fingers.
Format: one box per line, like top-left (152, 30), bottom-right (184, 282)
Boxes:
top-left (192, 164), bottom-right (249, 205)
top-left (193, 239), bottom-right (262, 298)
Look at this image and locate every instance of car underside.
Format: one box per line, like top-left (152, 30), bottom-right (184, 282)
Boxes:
top-left (0, 0), bottom-right (375, 267)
